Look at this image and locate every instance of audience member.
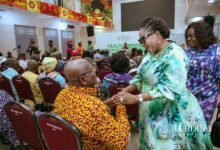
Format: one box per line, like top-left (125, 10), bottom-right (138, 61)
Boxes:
top-left (22, 60), bottom-right (43, 108)
top-left (6, 52), bottom-right (13, 58)
top-left (102, 52), bottom-right (133, 98)
top-left (185, 21), bottom-right (220, 125)
top-left (38, 57), bottom-right (66, 88)
top-left (0, 90), bottom-right (20, 148)
top-left (87, 40), bottom-right (94, 52)
top-left (45, 40), bottom-right (57, 56)
top-left (76, 42), bottom-right (85, 57)
top-left (66, 41), bottom-right (74, 60)
top-left (54, 59), bottom-right (130, 149)
top-left (1, 58), bottom-right (19, 100)
top-left (0, 52), bottom-right (7, 65)
top-left (26, 39), bottom-right (40, 57)
top-left (18, 53), bottom-right (28, 70)
top-left (50, 52), bottom-right (66, 72)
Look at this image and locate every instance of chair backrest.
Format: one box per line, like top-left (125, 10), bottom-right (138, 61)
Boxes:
top-left (0, 75), bottom-right (14, 98)
top-left (4, 101), bottom-right (45, 150)
top-left (38, 113), bottom-right (82, 150)
top-left (12, 75), bottom-right (36, 104)
top-left (98, 70), bottom-right (112, 82)
top-left (109, 84), bottom-right (139, 121)
top-left (38, 78), bottom-right (62, 105)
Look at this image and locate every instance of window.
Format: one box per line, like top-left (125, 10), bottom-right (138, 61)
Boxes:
top-left (61, 30), bottom-right (74, 57)
top-left (43, 28), bottom-right (59, 52)
top-left (14, 25), bottom-right (37, 58)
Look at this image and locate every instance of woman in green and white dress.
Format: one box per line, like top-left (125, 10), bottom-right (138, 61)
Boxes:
top-left (112, 17), bottom-right (213, 150)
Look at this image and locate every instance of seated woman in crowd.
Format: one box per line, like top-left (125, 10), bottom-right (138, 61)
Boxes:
top-left (38, 57), bottom-right (67, 88)
top-left (0, 89), bottom-right (20, 148)
top-left (102, 52), bottom-right (133, 98)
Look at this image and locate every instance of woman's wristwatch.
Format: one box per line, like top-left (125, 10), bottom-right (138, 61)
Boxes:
top-left (138, 94), bottom-right (144, 102)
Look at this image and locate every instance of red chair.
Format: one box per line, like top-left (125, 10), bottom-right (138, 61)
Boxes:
top-left (12, 75), bottom-right (36, 104)
top-left (109, 84), bottom-right (139, 122)
top-left (0, 75), bottom-right (14, 98)
top-left (4, 101), bottom-right (45, 150)
top-left (37, 113), bottom-right (82, 150)
top-left (38, 78), bottom-right (62, 105)
top-left (98, 70), bottom-right (112, 82)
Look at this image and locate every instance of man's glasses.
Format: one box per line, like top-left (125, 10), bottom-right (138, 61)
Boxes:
top-left (77, 68), bottom-right (96, 79)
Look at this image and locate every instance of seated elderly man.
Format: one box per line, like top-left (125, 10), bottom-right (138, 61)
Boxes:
top-left (22, 60), bottom-right (43, 108)
top-left (1, 58), bottom-right (20, 100)
top-left (38, 57), bottom-right (66, 88)
top-left (54, 59), bottom-right (130, 150)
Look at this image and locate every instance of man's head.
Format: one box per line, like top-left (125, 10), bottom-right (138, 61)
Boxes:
top-left (48, 40), bottom-right (53, 47)
top-left (4, 58), bottom-right (19, 70)
top-left (27, 60), bottom-right (39, 74)
top-left (64, 59), bottom-right (97, 87)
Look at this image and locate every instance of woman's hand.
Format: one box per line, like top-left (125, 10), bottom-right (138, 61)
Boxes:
top-left (113, 91), bottom-right (138, 105)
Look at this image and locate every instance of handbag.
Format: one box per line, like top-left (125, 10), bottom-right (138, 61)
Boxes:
top-left (211, 102), bottom-right (220, 147)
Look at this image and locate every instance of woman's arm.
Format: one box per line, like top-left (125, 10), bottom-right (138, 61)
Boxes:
top-left (122, 84), bottom-right (137, 93)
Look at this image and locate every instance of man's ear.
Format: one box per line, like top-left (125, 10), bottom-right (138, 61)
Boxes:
top-left (78, 76), bottom-right (87, 86)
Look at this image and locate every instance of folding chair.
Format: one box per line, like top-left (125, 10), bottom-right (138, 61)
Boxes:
top-left (4, 101), bottom-right (45, 150)
top-left (12, 75), bottom-right (36, 104)
top-left (38, 113), bottom-right (82, 150)
top-left (0, 75), bottom-right (14, 98)
top-left (109, 84), bottom-right (139, 122)
top-left (38, 78), bottom-right (62, 106)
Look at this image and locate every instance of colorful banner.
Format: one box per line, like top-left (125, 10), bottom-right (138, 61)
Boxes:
top-left (27, 0), bottom-right (40, 13)
top-left (0, 0), bottom-right (112, 28)
top-left (11, 0), bottom-right (27, 10)
top-left (81, 0), bottom-right (112, 25)
top-left (59, 7), bottom-right (68, 19)
top-left (40, 2), bottom-right (59, 17)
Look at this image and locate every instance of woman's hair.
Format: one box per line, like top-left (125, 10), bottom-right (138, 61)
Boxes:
top-left (185, 21), bottom-right (217, 49)
top-left (140, 16), bottom-right (170, 39)
top-left (110, 52), bottom-right (129, 73)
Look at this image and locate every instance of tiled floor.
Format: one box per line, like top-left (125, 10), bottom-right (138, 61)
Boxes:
top-left (1, 97), bottom-right (220, 150)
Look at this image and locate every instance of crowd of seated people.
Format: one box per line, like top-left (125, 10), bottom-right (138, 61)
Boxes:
top-left (0, 47), bottom-right (143, 148)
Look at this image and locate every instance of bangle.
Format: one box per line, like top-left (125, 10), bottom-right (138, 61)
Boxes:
top-left (138, 94), bottom-right (144, 102)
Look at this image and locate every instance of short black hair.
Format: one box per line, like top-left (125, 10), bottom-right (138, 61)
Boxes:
top-left (140, 16), bottom-right (170, 39)
top-left (110, 52), bottom-right (129, 73)
top-left (185, 21), bottom-right (217, 49)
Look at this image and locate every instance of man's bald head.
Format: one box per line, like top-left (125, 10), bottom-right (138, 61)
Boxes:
top-left (27, 60), bottom-right (38, 74)
top-left (4, 58), bottom-right (19, 70)
top-left (64, 59), bottom-right (92, 84)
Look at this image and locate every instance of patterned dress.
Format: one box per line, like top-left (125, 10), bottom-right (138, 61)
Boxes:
top-left (54, 86), bottom-right (130, 150)
top-left (130, 43), bottom-right (213, 150)
top-left (0, 90), bottom-right (20, 146)
top-left (102, 72), bottom-right (133, 98)
top-left (186, 45), bottom-right (220, 125)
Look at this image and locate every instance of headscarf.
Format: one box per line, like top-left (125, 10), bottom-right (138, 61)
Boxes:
top-left (41, 57), bottom-right (57, 73)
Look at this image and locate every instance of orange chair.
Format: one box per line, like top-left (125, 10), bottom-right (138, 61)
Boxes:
top-left (37, 113), bottom-right (82, 150)
top-left (0, 75), bottom-right (14, 98)
top-left (109, 84), bottom-right (139, 122)
top-left (38, 78), bottom-right (62, 106)
top-left (4, 101), bottom-right (45, 150)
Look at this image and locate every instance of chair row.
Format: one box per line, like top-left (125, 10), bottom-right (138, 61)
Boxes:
top-left (4, 101), bottom-right (82, 150)
top-left (0, 75), bottom-right (62, 109)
